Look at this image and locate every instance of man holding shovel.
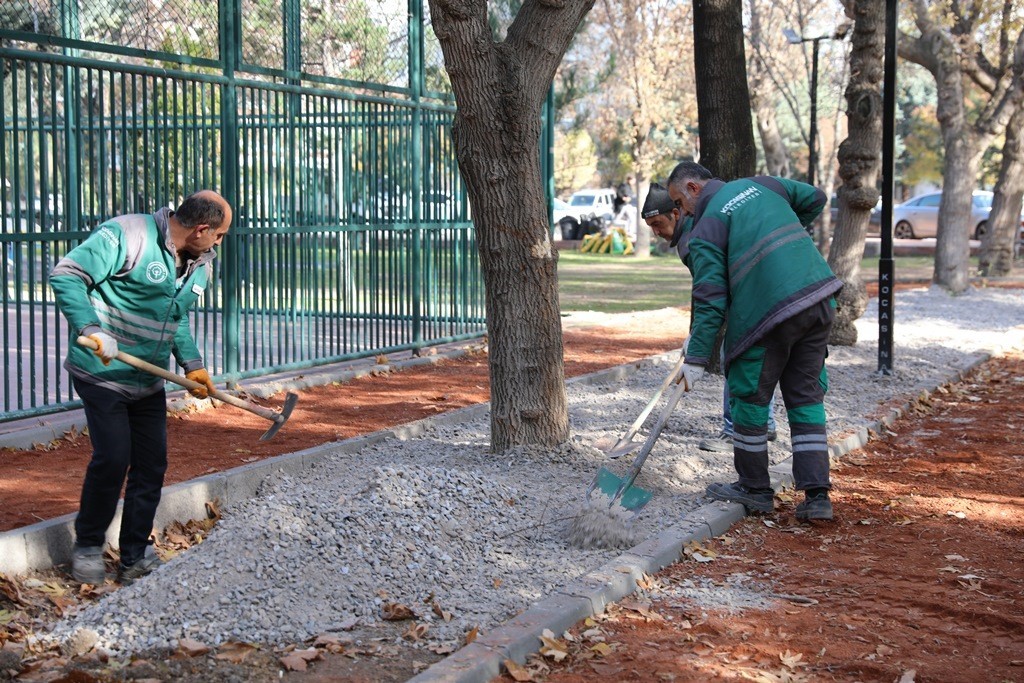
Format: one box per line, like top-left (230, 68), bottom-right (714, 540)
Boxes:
top-left (641, 183), bottom-right (779, 448)
top-left (665, 162), bottom-right (840, 520)
top-left (51, 190), bottom-right (232, 584)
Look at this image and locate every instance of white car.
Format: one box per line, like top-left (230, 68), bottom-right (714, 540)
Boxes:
top-left (566, 188), bottom-right (617, 222)
top-left (892, 190), bottom-right (1023, 240)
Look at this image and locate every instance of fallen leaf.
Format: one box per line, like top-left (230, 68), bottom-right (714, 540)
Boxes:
top-left (780, 649), bottom-right (803, 668)
top-left (945, 554), bottom-right (968, 562)
top-left (214, 641), bottom-right (258, 663)
top-left (505, 658), bottom-right (534, 682)
top-left (590, 642), bottom-right (613, 657)
top-left (177, 638), bottom-right (211, 657)
top-left (493, 578), bottom-right (503, 589)
top-left (403, 623), bottom-right (429, 641)
top-left (428, 643), bottom-right (457, 655)
top-left (539, 629), bottom-right (569, 662)
top-left (432, 601), bottom-right (453, 622)
top-left (898, 669), bottom-right (917, 682)
top-left (946, 511), bottom-right (967, 520)
top-left (876, 644), bottom-right (894, 657)
top-left (382, 602), bottom-right (417, 621)
top-left (464, 627), bottom-right (478, 645)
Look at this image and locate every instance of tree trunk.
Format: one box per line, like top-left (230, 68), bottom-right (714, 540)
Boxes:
top-left (828, 0), bottom-right (884, 346)
top-left (979, 104), bottom-right (1024, 277)
top-left (633, 170), bottom-right (652, 257)
top-left (693, 0), bottom-right (757, 180)
top-left (428, 0), bottom-right (595, 451)
top-left (753, 94), bottom-right (790, 176)
top-left (746, 0), bottom-right (789, 177)
top-left (693, 0), bottom-right (755, 376)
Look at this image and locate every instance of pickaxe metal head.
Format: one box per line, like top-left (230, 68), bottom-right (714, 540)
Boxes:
top-left (258, 392), bottom-right (299, 441)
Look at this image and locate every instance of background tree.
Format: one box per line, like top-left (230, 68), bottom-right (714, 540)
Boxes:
top-left (898, 0), bottom-right (1024, 293)
top-left (827, 0), bottom-right (884, 346)
top-left (586, 0), bottom-right (694, 257)
top-left (693, 0), bottom-right (757, 180)
top-left (746, 0), bottom-right (791, 176)
top-left (427, 0), bottom-right (594, 451)
top-left (979, 104), bottom-right (1024, 276)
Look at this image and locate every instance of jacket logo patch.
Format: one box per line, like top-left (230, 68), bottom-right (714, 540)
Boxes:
top-left (96, 226), bottom-right (119, 247)
top-left (719, 186), bottom-right (762, 216)
top-left (191, 283), bottom-right (204, 296)
top-left (145, 261), bottom-right (169, 283)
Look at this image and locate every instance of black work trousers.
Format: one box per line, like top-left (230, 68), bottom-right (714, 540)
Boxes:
top-left (73, 377), bottom-right (167, 566)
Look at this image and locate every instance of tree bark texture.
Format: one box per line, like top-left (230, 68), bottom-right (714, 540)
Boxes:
top-left (980, 105), bottom-right (1024, 276)
top-left (746, 0), bottom-right (790, 177)
top-left (828, 0), bottom-right (884, 346)
top-left (899, 0), bottom-right (1024, 293)
top-left (693, 0), bottom-right (757, 180)
top-left (428, 0), bottom-right (595, 451)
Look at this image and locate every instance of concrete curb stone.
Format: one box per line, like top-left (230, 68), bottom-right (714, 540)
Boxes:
top-left (0, 349), bottom-right (993, 677)
top-left (0, 352), bottom-right (675, 576)
top-left (407, 351), bottom-right (993, 683)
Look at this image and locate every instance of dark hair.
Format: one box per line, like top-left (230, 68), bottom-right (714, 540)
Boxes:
top-left (175, 194), bottom-right (225, 229)
top-left (667, 161), bottom-right (713, 189)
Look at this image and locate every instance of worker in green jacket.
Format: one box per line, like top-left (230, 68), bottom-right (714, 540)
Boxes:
top-left (51, 190), bottom-right (231, 584)
top-left (666, 162), bottom-right (841, 521)
top-left (642, 183), bottom-right (779, 449)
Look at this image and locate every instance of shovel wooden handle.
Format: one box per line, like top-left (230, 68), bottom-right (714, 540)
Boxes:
top-left (76, 335), bottom-right (282, 423)
top-left (620, 352), bottom-right (687, 443)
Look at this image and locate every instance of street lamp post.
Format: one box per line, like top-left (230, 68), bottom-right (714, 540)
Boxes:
top-left (784, 26), bottom-right (847, 188)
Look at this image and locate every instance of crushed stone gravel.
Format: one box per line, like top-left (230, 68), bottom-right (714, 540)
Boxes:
top-left (45, 286), bottom-right (1024, 655)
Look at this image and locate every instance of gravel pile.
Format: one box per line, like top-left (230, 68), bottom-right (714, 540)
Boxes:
top-left (47, 286), bottom-right (1023, 654)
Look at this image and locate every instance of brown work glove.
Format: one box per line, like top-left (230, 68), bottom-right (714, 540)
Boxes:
top-left (185, 368), bottom-right (216, 399)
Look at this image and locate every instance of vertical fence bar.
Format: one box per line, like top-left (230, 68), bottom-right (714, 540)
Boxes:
top-left (220, 0), bottom-right (241, 383)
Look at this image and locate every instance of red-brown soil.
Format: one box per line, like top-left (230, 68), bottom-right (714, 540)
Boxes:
top-left (0, 314), bottom-right (691, 532)
top-left (511, 352), bottom-right (1024, 683)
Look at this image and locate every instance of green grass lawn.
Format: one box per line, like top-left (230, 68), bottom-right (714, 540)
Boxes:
top-left (557, 251), bottom-right (691, 313)
top-left (557, 250), bottom-right (946, 314)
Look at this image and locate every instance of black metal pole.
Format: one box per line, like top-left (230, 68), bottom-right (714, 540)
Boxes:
top-left (878, 0), bottom-right (898, 375)
top-left (809, 38), bottom-right (820, 188)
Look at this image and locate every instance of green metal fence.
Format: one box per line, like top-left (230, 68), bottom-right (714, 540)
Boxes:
top-left (0, 0), bottom-right (524, 421)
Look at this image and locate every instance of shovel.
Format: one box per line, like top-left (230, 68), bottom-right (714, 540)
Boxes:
top-left (77, 336), bottom-right (297, 441)
top-left (586, 377), bottom-right (690, 512)
top-left (593, 353), bottom-right (686, 459)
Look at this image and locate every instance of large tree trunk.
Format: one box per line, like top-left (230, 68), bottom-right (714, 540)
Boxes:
top-left (693, 0), bottom-right (755, 376)
top-left (828, 0), bottom-right (884, 346)
top-left (899, 0), bottom-right (1023, 293)
top-left (753, 94), bottom-right (790, 176)
top-left (746, 0), bottom-right (790, 177)
top-left (980, 105), bottom-right (1024, 277)
top-left (428, 0), bottom-right (594, 451)
top-left (693, 0), bottom-right (757, 180)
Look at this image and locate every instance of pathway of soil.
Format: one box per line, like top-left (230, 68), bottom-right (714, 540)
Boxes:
top-left (512, 352), bottom-right (1024, 683)
top-left (0, 316), bottom-right (691, 532)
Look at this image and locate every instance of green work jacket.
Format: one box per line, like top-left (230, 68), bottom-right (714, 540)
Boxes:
top-left (684, 176), bottom-right (841, 368)
top-left (50, 209), bottom-right (215, 398)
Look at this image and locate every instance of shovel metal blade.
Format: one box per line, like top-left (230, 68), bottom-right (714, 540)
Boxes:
top-left (587, 467), bottom-right (653, 512)
top-left (603, 438), bottom-right (642, 460)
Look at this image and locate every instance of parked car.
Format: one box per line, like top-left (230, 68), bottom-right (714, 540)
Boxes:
top-left (891, 190), bottom-right (1022, 240)
top-left (552, 197), bottom-right (574, 225)
top-left (566, 188), bottom-right (616, 222)
top-left (829, 194), bottom-right (881, 230)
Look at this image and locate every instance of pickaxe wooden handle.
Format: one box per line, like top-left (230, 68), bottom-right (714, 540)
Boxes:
top-left (76, 335), bottom-right (296, 440)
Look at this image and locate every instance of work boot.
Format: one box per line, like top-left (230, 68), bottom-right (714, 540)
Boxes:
top-left (706, 481), bottom-right (775, 513)
top-left (698, 430), bottom-right (733, 453)
top-left (71, 545), bottom-right (107, 584)
top-left (118, 546), bottom-right (163, 585)
top-left (795, 490), bottom-right (833, 521)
